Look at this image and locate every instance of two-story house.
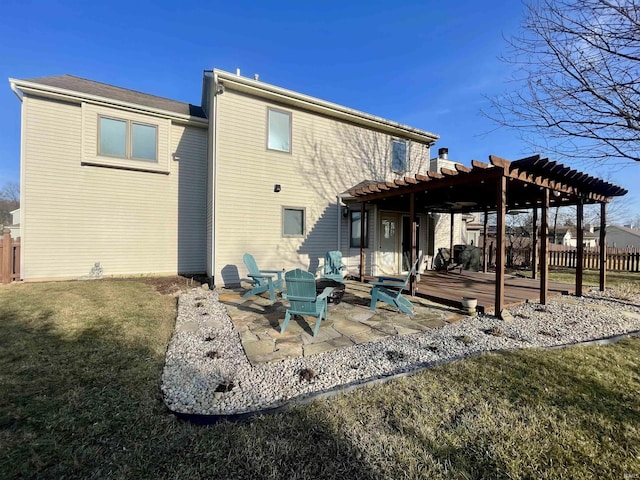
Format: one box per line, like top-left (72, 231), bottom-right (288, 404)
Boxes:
top-left (9, 69), bottom-right (463, 284)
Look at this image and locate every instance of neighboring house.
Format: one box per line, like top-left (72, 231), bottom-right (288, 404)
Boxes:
top-left (9, 69), bottom-right (464, 284)
top-left (7, 208), bottom-right (20, 239)
top-left (604, 224), bottom-right (640, 248)
top-left (553, 225), bottom-right (598, 247)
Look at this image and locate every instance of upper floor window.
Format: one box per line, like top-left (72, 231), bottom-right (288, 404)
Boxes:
top-left (391, 139), bottom-right (408, 173)
top-left (99, 116), bottom-right (157, 162)
top-left (267, 108), bottom-right (291, 152)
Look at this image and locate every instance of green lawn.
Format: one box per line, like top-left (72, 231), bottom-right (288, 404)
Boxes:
top-left (1, 280), bottom-right (639, 479)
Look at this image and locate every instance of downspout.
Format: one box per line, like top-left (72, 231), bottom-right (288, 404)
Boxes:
top-left (209, 72), bottom-right (220, 284)
top-left (336, 195), bottom-right (342, 251)
top-left (10, 80), bottom-right (25, 280)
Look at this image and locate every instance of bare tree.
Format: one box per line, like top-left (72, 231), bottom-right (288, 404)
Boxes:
top-left (488, 0), bottom-right (640, 165)
top-left (0, 181), bottom-right (19, 226)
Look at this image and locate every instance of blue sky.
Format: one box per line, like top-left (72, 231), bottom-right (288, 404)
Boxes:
top-left (1, 0), bottom-right (637, 218)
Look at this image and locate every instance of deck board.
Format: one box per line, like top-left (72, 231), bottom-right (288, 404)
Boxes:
top-left (414, 270), bottom-right (575, 313)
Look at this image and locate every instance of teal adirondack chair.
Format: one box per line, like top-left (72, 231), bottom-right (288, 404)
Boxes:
top-left (369, 256), bottom-right (421, 315)
top-left (242, 253), bottom-right (284, 301)
top-left (281, 269), bottom-right (334, 336)
top-left (316, 250), bottom-right (348, 282)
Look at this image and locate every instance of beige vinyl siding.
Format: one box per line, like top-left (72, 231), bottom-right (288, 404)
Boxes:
top-left (213, 90), bottom-right (432, 285)
top-left (21, 96), bottom-right (207, 280)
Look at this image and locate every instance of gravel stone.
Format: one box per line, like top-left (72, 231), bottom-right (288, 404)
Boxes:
top-left (161, 288), bottom-right (640, 415)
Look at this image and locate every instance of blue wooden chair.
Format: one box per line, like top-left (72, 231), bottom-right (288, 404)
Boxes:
top-left (242, 253), bottom-right (284, 301)
top-left (369, 256), bottom-right (421, 315)
top-left (316, 250), bottom-right (347, 282)
top-left (281, 269), bottom-right (334, 336)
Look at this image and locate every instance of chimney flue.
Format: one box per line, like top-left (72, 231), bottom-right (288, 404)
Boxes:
top-left (438, 147), bottom-right (448, 159)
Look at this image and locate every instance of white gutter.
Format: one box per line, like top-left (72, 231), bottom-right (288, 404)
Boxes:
top-left (214, 69), bottom-right (439, 144)
top-left (8, 78), bottom-right (208, 126)
top-left (9, 80), bottom-right (23, 102)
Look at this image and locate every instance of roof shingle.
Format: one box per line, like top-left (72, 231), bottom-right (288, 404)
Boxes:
top-left (21, 74), bottom-right (206, 119)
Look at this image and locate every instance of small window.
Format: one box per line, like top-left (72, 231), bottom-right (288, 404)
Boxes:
top-left (268, 108), bottom-right (291, 152)
top-left (283, 207), bottom-right (304, 236)
top-left (350, 210), bottom-right (368, 248)
top-left (98, 116), bottom-right (157, 162)
top-left (392, 139), bottom-right (408, 173)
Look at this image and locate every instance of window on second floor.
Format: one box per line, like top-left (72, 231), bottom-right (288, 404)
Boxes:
top-left (391, 139), bottom-right (408, 173)
top-left (99, 116), bottom-right (158, 162)
top-left (267, 108), bottom-right (291, 152)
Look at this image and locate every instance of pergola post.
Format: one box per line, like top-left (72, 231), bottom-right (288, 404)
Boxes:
top-left (599, 202), bottom-right (607, 291)
top-left (495, 176), bottom-right (507, 318)
top-left (359, 201), bottom-right (365, 282)
top-left (449, 213), bottom-right (455, 269)
top-left (576, 199), bottom-right (584, 297)
top-left (540, 189), bottom-right (549, 304)
top-left (409, 192), bottom-right (417, 295)
top-left (532, 207), bottom-right (538, 280)
top-left (482, 210), bottom-right (488, 273)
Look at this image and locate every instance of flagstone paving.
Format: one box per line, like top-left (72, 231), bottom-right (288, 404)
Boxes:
top-left (219, 280), bottom-right (464, 365)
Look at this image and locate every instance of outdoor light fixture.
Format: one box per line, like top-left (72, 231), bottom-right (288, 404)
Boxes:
top-left (342, 206), bottom-right (349, 217)
top-left (274, 184), bottom-right (281, 193)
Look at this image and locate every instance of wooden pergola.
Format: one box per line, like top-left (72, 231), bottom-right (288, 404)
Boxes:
top-left (346, 154), bottom-right (628, 319)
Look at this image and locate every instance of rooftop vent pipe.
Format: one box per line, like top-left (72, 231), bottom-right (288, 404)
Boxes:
top-left (438, 147), bottom-right (448, 159)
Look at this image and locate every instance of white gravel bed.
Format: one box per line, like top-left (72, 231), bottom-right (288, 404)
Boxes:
top-left (161, 288), bottom-right (640, 417)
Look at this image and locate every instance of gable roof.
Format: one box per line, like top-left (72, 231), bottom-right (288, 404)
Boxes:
top-left (10, 74), bottom-right (206, 120)
top-left (608, 224), bottom-right (640, 237)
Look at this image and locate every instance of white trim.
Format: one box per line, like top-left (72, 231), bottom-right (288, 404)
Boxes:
top-left (214, 69), bottom-right (439, 144)
top-left (9, 78), bottom-right (208, 127)
top-left (19, 96), bottom-right (26, 280)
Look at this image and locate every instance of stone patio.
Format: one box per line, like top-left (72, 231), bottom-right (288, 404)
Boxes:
top-left (218, 280), bottom-right (466, 365)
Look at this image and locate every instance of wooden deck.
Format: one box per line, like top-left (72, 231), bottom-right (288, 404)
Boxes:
top-left (414, 270), bottom-right (575, 314)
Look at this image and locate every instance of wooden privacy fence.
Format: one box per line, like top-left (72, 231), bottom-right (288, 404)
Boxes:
top-left (548, 245), bottom-right (640, 272)
top-left (1, 228), bottom-right (20, 283)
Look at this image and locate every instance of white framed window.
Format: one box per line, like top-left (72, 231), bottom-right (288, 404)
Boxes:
top-left (350, 210), bottom-right (368, 248)
top-left (392, 139), bottom-right (408, 173)
top-left (267, 108), bottom-right (291, 153)
top-left (283, 207), bottom-right (305, 237)
top-left (98, 116), bottom-right (158, 162)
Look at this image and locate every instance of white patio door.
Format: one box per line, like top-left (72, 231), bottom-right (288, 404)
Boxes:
top-left (379, 214), bottom-right (399, 275)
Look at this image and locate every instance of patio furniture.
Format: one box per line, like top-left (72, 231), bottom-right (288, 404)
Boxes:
top-left (282, 268), bottom-right (334, 336)
top-left (242, 253), bottom-right (284, 301)
top-left (316, 250), bottom-right (347, 282)
top-left (369, 256), bottom-right (421, 315)
top-left (316, 278), bottom-right (346, 304)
